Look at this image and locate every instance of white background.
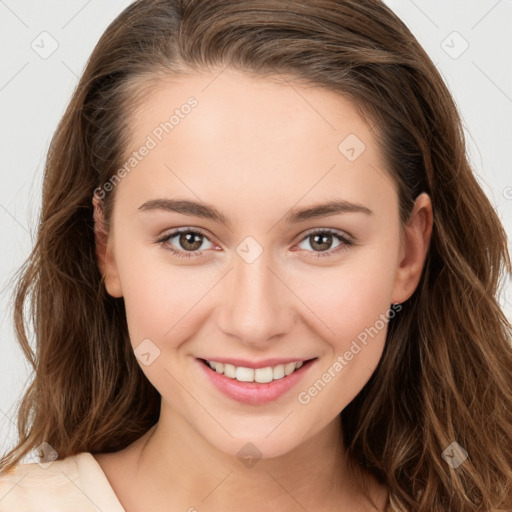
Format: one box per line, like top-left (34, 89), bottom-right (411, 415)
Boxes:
top-left (1, 0), bottom-right (511, 456)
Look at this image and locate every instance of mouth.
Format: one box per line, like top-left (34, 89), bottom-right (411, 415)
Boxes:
top-left (196, 357), bottom-right (318, 405)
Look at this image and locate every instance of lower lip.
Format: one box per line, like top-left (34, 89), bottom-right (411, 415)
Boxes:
top-left (196, 358), bottom-right (316, 405)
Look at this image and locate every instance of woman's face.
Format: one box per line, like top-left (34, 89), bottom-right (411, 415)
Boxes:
top-left (99, 68), bottom-right (430, 459)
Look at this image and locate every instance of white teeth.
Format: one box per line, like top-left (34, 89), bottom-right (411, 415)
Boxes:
top-left (273, 364), bottom-right (285, 380)
top-left (206, 359), bottom-right (306, 383)
top-left (254, 367), bottom-right (273, 383)
top-left (284, 362), bottom-right (296, 376)
top-left (235, 366), bottom-right (254, 382)
top-left (223, 363), bottom-right (236, 378)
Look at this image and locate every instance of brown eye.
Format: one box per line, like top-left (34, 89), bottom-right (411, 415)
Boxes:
top-left (309, 233), bottom-right (335, 251)
top-left (176, 231), bottom-right (204, 251)
top-left (296, 229), bottom-right (354, 259)
top-left (157, 228), bottom-right (216, 259)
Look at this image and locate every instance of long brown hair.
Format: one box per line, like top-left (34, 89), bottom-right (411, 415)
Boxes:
top-left (2, 1), bottom-right (511, 510)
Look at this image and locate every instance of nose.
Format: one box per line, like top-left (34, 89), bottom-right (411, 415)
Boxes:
top-left (215, 246), bottom-right (295, 348)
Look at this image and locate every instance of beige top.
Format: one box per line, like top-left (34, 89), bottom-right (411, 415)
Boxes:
top-left (0, 452), bottom-right (125, 511)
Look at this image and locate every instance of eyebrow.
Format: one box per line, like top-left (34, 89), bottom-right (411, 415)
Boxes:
top-left (138, 198), bottom-right (373, 227)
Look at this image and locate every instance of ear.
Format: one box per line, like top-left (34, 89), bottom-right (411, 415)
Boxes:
top-left (391, 192), bottom-right (433, 304)
top-left (92, 196), bottom-right (123, 298)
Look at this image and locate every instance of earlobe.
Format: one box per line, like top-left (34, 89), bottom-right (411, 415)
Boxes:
top-left (92, 196), bottom-right (123, 298)
top-left (391, 192), bottom-right (433, 304)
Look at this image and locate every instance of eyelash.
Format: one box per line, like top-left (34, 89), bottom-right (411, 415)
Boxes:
top-left (156, 228), bottom-right (354, 260)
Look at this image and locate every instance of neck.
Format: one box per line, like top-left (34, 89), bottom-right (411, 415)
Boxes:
top-left (115, 405), bottom-right (386, 512)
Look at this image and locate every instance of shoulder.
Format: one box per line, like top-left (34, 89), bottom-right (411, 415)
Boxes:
top-left (0, 452), bottom-right (124, 512)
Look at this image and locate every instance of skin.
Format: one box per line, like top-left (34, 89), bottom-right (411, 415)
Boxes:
top-left (93, 68), bottom-right (433, 512)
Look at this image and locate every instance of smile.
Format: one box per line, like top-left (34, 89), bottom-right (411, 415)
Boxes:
top-left (197, 357), bottom-right (317, 405)
top-left (205, 359), bottom-right (304, 383)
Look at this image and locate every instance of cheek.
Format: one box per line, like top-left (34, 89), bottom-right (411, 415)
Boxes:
top-left (290, 243), bottom-right (399, 342)
top-left (289, 246), bottom-right (398, 412)
top-left (114, 243), bottom-right (223, 350)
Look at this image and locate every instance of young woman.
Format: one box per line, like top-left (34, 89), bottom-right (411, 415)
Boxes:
top-left (1, 1), bottom-right (511, 511)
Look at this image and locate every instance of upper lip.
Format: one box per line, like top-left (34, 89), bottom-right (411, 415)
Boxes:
top-left (199, 357), bottom-right (315, 369)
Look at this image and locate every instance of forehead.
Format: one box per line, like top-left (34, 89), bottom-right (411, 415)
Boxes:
top-left (129, 68), bottom-right (374, 155)
top-left (115, 68), bottom-right (397, 219)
